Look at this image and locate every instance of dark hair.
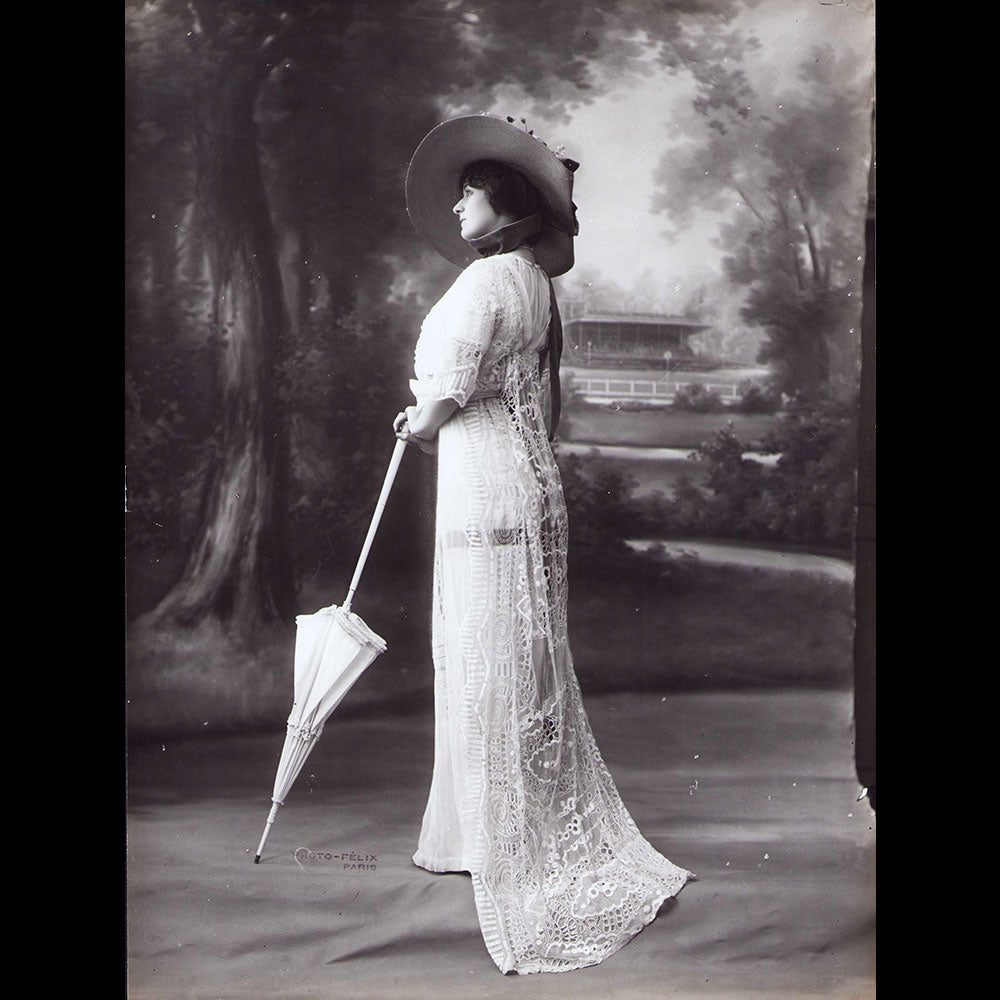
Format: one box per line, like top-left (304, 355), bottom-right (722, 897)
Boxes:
top-left (459, 160), bottom-right (543, 219)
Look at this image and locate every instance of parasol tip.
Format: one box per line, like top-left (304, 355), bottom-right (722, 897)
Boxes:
top-left (254, 854), bottom-right (261, 864)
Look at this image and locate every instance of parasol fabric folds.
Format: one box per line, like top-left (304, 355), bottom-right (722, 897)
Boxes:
top-left (254, 605), bottom-right (387, 862)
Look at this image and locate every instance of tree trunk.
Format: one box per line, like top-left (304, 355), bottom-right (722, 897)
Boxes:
top-left (794, 186), bottom-right (825, 288)
top-left (774, 196), bottom-right (805, 289)
top-left (148, 58), bottom-right (293, 631)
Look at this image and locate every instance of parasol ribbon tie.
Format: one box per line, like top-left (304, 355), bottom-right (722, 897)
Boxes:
top-left (286, 719), bottom-right (325, 742)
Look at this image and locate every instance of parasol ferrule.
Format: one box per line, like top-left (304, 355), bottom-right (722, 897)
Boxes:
top-left (254, 801), bottom-right (282, 864)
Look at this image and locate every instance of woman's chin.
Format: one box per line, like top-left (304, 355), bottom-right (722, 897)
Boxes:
top-left (459, 222), bottom-right (494, 243)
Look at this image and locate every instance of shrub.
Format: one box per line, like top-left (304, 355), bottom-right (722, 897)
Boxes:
top-left (672, 382), bottom-right (726, 413)
top-left (653, 400), bottom-right (857, 552)
top-left (734, 380), bottom-right (783, 414)
top-left (557, 450), bottom-right (693, 587)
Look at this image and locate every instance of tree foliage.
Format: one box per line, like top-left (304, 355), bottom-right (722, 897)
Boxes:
top-left (653, 27), bottom-right (873, 402)
top-left (125, 0), bottom-right (750, 627)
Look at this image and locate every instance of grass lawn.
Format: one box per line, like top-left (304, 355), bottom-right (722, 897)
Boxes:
top-left (567, 562), bottom-right (854, 695)
top-left (560, 404), bottom-right (781, 449)
top-left (126, 557), bottom-right (854, 740)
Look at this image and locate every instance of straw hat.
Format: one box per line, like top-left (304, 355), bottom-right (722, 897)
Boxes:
top-left (405, 114), bottom-right (579, 278)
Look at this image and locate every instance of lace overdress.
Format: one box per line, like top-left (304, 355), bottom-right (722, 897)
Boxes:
top-left (409, 254), bottom-right (692, 975)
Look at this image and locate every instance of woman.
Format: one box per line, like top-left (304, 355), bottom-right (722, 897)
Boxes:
top-left (394, 114), bottom-right (692, 975)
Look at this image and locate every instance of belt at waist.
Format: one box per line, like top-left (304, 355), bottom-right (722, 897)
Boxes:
top-left (409, 378), bottom-right (501, 404)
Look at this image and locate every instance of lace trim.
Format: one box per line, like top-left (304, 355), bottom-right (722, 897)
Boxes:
top-left (296, 604), bottom-right (387, 653)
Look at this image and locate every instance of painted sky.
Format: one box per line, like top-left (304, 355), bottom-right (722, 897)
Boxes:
top-left (458, 0), bottom-right (875, 309)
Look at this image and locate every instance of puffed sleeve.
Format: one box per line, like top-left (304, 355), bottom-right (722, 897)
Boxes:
top-left (424, 259), bottom-right (502, 407)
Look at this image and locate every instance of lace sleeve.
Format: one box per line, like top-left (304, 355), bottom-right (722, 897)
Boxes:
top-left (425, 260), bottom-right (502, 407)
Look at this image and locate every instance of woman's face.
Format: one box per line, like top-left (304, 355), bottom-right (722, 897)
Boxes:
top-left (453, 184), bottom-right (511, 241)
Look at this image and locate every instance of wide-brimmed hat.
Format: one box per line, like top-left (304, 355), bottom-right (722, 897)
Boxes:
top-left (405, 114), bottom-right (579, 278)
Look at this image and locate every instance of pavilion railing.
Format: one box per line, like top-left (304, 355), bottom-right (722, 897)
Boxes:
top-left (570, 376), bottom-right (740, 403)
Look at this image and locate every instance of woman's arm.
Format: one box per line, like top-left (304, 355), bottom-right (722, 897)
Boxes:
top-left (393, 397), bottom-right (459, 455)
top-left (396, 260), bottom-right (500, 454)
top-left (407, 398), bottom-right (459, 439)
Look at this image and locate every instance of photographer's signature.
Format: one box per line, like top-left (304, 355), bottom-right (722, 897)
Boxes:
top-left (293, 848), bottom-right (378, 872)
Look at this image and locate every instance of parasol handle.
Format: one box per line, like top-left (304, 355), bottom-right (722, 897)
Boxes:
top-left (343, 437), bottom-right (408, 613)
top-left (254, 801), bottom-right (281, 864)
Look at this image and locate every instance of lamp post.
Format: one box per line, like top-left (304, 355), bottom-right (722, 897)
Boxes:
top-left (660, 349), bottom-right (674, 384)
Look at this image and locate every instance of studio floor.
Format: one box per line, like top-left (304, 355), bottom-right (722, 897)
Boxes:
top-left (127, 689), bottom-right (875, 1000)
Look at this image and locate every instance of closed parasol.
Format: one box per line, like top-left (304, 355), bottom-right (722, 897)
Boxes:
top-left (254, 438), bottom-right (407, 863)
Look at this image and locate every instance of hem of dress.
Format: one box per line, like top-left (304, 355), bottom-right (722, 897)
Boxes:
top-left (476, 866), bottom-right (696, 976)
top-left (411, 850), bottom-right (472, 874)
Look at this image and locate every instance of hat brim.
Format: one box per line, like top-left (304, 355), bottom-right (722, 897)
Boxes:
top-left (405, 115), bottom-right (577, 278)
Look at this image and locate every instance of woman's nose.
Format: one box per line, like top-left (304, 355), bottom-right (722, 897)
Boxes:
top-left (452, 199), bottom-right (462, 215)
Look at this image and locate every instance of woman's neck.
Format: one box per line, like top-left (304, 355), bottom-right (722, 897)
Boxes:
top-left (467, 213), bottom-right (543, 259)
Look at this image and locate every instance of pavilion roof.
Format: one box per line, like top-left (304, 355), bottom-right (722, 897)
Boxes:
top-left (565, 311), bottom-right (712, 331)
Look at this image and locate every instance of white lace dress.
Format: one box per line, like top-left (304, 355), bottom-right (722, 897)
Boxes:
top-left (409, 253), bottom-right (692, 974)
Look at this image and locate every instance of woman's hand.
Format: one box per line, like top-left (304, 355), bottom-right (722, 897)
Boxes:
top-left (392, 410), bottom-right (410, 437)
top-left (393, 409), bottom-right (438, 455)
